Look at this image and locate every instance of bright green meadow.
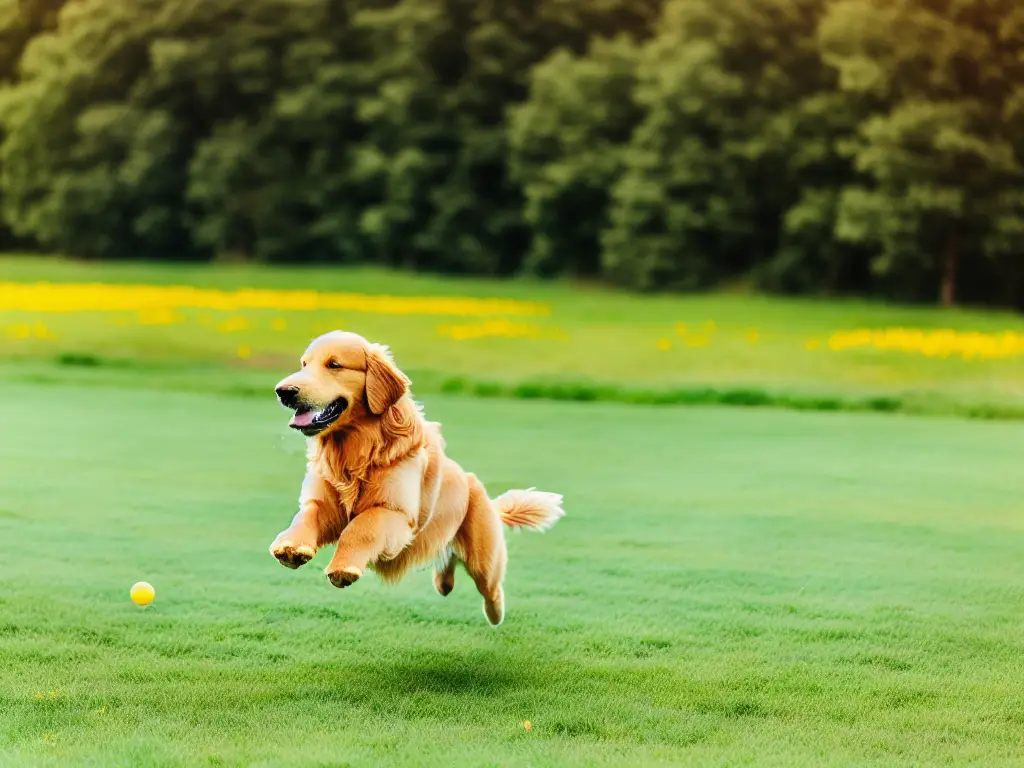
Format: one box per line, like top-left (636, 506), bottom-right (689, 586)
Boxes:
top-left (0, 257), bottom-right (1023, 765)
top-left (2, 256), bottom-right (1023, 417)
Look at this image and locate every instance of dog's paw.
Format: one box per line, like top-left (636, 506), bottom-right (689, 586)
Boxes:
top-left (270, 541), bottom-right (316, 569)
top-left (325, 565), bottom-right (362, 589)
top-left (433, 568), bottom-right (455, 597)
top-left (483, 589), bottom-right (504, 627)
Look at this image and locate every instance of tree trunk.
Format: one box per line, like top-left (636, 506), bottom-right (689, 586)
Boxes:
top-left (940, 226), bottom-right (958, 307)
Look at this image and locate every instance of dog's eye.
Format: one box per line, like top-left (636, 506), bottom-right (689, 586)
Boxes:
top-left (326, 360), bottom-right (343, 370)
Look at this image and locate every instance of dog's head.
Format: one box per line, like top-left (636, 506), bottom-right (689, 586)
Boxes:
top-left (274, 331), bottom-right (410, 437)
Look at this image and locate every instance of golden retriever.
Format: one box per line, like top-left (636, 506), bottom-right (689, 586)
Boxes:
top-left (269, 331), bottom-right (564, 625)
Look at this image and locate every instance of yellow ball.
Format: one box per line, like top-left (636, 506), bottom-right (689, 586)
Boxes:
top-left (130, 581), bottom-right (155, 607)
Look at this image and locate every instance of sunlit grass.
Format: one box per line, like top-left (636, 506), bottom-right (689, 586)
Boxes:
top-left (1, 255), bottom-right (1023, 417)
top-left (1, 383), bottom-right (1022, 765)
top-left (2, 256), bottom-right (1022, 764)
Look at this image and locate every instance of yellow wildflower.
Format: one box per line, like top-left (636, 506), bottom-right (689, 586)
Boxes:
top-left (136, 308), bottom-right (182, 326)
top-left (9, 323), bottom-right (31, 339)
top-left (437, 319), bottom-right (564, 341)
top-left (217, 316), bottom-right (249, 334)
top-left (0, 282), bottom-right (548, 318)
top-left (826, 327), bottom-right (1024, 361)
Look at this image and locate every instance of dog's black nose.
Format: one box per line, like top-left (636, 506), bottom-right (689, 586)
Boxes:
top-left (276, 386), bottom-right (300, 408)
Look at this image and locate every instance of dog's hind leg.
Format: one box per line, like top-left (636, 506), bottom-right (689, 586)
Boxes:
top-left (454, 474), bottom-right (507, 626)
top-left (433, 549), bottom-right (457, 597)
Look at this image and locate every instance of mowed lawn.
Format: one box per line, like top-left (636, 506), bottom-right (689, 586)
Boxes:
top-left (1, 378), bottom-right (1023, 766)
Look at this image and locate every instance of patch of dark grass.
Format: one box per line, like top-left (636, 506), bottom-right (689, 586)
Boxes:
top-left (695, 696), bottom-right (773, 719)
top-left (435, 378), bottom-right (1024, 421)
top-left (471, 381), bottom-right (503, 398)
top-left (550, 718), bottom-right (608, 738)
top-left (54, 352), bottom-right (167, 370)
top-left (961, 403), bottom-right (1016, 420)
top-left (719, 388), bottom-right (774, 407)
top-left (9, 362), bottom-right (1024, 421)
top-left (439, 376), bottom-right (469, 395)
top-left (786, 395), bottom-right (844, 411)
top-left (225, 384), bottom-right (266, 398)
top-left (863, 396), bottom-right (903, 413)
top-left (847, 653), bottom-right (913, 671)
top-left (56, 352), bottom-right (103, 367)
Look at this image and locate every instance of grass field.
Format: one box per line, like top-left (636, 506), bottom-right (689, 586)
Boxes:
top-left (1, 383), bottom-right (1023, 766)
top-left (2, 255), bottom-right (1023, 417)
top-left (1, 256), bottom-right (1024, 765)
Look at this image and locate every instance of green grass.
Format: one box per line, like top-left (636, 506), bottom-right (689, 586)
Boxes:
top-left (2, 255), bottom-right (1023, 418)
top-left (2, 378), bottom-right (1024, 765)
top-left (1, 257), bottom-right (1023, 763)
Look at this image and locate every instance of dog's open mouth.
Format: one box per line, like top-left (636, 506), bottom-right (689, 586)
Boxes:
top-left (289, 398), bottom-right (347, 436)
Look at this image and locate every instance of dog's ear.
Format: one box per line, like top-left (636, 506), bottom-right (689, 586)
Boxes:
top-left (364, 344), bottom-right (410, 415)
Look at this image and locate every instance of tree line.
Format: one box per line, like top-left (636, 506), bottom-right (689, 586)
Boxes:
top-left (1, 0), bottom-right (1023, 308)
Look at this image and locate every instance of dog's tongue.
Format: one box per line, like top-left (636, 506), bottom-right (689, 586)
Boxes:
top-left (290, 410), bottom-right (316, 428)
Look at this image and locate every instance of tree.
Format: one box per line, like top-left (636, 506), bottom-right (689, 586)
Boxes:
top-left (0, 0), bottom-right (68, 248)
top-left (508, 36), bottom-right (641, 277)
top-left (821, 0), bottom-right (1024, 306)
top-left (0, 0), bottom-right (66, 82)
top-left (0, 0), bottom-right (378, 261)
top-left (352, 0), bottom-right (664, 275)
top-left (602, 0), bottom-right (843, 290)
top-left (182, 2), bottom-right (376, 262)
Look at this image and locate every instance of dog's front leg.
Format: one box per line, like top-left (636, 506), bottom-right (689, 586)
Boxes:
top-left (324, 507), bottom-right (414, 588)
top-left (270, 471), bottom-right (344, 569)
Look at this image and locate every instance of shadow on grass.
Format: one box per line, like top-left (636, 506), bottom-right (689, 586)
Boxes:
top-left (286, 647), bottom-right (535, 703)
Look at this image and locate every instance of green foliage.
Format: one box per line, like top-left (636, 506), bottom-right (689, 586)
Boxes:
top-left (0, 0), bottom-right (375, 261)
top-left (0, 0), bottom-right (65, 82)
top-left (0, 0), bottom-right (67, 248)
top-left (602, 0), bottom-right (867, 292)
top-left (1, 0), bottom-right (1024, 306)
top-left (508, 37), bottom-right (641, 277)
top-left (822, 0), bottom-right (1024, 306)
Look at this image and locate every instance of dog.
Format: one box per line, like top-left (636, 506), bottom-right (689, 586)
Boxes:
top-left (269, 331), bottom-right (564, 625)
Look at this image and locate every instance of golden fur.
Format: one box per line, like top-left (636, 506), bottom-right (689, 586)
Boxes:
top-left (269, 331), bottom-right (564, 625)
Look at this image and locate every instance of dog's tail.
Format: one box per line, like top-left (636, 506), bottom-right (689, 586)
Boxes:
top-left (493, 488), bottom-right (565, 532)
